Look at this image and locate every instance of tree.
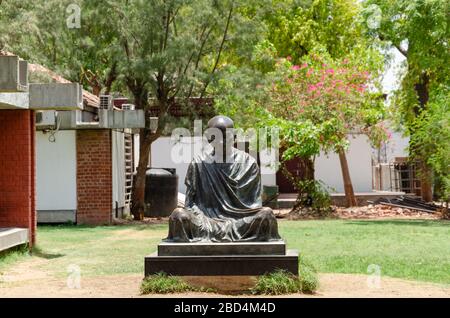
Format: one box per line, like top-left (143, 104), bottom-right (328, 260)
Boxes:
top-left (107, 0), bottom-right (262, 219)
top-left (0, 0), bottom-right (120, 95)
top-left (1, 0), bottom-right (265, 219)
top-left (214, 0), bottom-right (385, 206)
top-left (265, 53), bottom-right (387, 208)
top-left (265, 0), bottom-right (386, 206)
top-left (409, 85), bottom-right (450, 215)
top-left (264, 0), bottom-right (367, 60)
top-left (363, 0), bottom-right (449, 201)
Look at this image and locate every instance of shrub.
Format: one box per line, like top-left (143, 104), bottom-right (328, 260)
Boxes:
top-left (251, 258), bottom-right (319, 295)
top-left (140, 272), bottom-right (215, 294)
top-left (251, 270), bottom-right (301, 295)
top-left (298, 257), bottom-right (319, 294)
top-left (140, 272), bottom-right (195, 294)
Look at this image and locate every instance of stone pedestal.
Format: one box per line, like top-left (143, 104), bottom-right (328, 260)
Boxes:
top-left (145, 241), bottom-right (298, 277)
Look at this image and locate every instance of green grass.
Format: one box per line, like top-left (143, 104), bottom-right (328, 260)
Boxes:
top-left (141, 272), bottom-right (203, 294)
top-left (251, 261), bottom-right (319, 295)
top-left (0, 245), bottom-right (29, 273)
top-left (0, 219), bottom-right (449, 285)
top-left (280, 219), bottom-right (450, 285)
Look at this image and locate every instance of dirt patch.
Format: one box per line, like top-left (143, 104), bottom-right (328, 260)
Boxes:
top-left (0, 269), bottom-right (448, 298)
top-left (278, 204), bottom-right (442, 220)
top-left (314, 273), bottom-right (450, 298)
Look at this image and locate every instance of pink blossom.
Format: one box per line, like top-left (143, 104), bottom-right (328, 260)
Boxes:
top-left (286, 55), bottom-right (292, 61)
top-left (307, 84), bottom-right (317, 92)
top-left (291, 65), bottom-right (300, 71)
top-left (301, 63), bottom-right (308, 69)
top-left (326, 68), bottom-right (335, 74)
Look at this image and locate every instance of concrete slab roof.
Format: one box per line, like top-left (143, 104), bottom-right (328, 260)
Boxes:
top-left (0, 50), bottom-right (99, 108)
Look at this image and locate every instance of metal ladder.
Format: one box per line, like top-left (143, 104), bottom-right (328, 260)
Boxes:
top-left (124, 133), bottom-right (133, 207)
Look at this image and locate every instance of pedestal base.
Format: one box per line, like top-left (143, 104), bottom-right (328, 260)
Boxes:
top-left (158, 241), bottom-right (286, 256)
top-left (145, 241), bottom-right (298, 276)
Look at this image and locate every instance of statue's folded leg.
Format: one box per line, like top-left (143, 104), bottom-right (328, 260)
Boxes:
top-left (166, 207), bottom-right (281, 243)
top-left (165, 208), bottom-right (205, 242)
top-left (238, 207), bottom-right (281, 242)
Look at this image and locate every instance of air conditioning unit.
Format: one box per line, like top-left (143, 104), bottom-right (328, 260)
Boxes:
top-left (99, 95), bottom-right (113, 110)
top-left (36, 111), bottom-right (57, 129)
top-left (122, 104), bottom-right (135, 111)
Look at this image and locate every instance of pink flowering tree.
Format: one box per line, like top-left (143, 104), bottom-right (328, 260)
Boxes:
top-left (265, 53), bottom-right (388, 208)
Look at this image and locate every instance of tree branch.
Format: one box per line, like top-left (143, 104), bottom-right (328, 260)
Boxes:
top-left (200, 2), bottom-right (234, 98)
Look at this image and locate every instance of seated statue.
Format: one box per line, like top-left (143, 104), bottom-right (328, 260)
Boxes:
top-left (165, 115), bottom-right (281, 243)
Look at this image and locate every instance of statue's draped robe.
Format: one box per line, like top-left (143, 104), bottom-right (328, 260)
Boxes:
top-left (166, 148), bottom-right (281, 242)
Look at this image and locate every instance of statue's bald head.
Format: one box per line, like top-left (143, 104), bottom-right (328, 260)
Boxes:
top-left (207, 115), bottom-right (234, 132)
top-left (206, 116), bottom-right (235, 157)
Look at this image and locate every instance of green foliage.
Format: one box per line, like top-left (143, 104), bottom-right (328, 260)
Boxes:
top-left (251, 270), bottom-right (303, 295)
top-left (140, 272), bottom-right (198, 294)
top-left (251, 258), bottom-right (319, 295)
top-left (409, 86), bottom-right (450, 202)
top-left (268, 53), bottom-right (387, 160)
top-left (264, 0), bottom-right (370, 61)
top-left (369, 0), bottom-right (449, 128)
top-left (0, 244), bottom-right (29, 274)
top-left (364, 0), bottom-right (449, 196)
top-left (293, 179), bottom-right (333, 214)
top-left (298, 256), bottom-right (319, 293)
top-left (140, 272), bottom-right (217, 294)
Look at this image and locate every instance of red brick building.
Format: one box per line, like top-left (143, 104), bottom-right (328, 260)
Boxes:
top-left (0, 53), bottom-right (143, 251)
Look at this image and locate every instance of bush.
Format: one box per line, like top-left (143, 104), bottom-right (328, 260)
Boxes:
top-left (140, 273), bottom-right (195, 294)
top-left (298, 257), bottom-right (319, 293)
top-left (251, 270), bottom-right (301, 295)
top-left (251, 258), bottom-right (319, 295)
top-left (140, 272), bottom-right (215, 294)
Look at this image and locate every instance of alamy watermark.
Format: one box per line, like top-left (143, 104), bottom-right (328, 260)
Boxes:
top-left (67, 264), bottom-right (81, 289)
top-left (66, 4), bottom-right (81, 29)
top-left (365, 4), bottom-right (382, 30)
top-left (367, 264), bottom-right (381, 289)
top-left (170, 120), bottom-right (280, 173)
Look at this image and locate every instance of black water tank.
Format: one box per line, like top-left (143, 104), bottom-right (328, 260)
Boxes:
top-left (144, 168), bottom-right (179, 217)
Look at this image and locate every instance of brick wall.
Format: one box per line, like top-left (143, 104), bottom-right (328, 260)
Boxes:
top-left (0, 110), bottom-right (36, 245)
top-left (76, 129), bottom-right (112, 225)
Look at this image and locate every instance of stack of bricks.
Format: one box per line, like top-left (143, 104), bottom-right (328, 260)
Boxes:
top-left (0, 110), bottom-right (36, 245)
top-left (76, 129), bottom-right (113, 225)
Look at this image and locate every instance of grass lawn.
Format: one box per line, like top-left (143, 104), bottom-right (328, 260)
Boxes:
top-left (1, 219), bottom-right (449, 285)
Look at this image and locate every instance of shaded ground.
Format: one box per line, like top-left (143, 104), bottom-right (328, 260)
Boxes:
top-left (0, 219), bottom-right (449, 297)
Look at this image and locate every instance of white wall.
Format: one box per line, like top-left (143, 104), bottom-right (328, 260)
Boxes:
top-left (151, 137), bottom-right (200, 193)
top-left (384, 130), bottom-right (409, 163)
top-left (152, 134), bottom-right (378, 194)
top-left (315, 134), bottom-right (373, 193)
top-left (36, 131), bottom-right (77, 210)
top-left (151, 137), bottom-right (277, 194)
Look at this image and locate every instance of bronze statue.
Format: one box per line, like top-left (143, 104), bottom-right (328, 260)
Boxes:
top-left (165, 115), bottom-right (281, 242)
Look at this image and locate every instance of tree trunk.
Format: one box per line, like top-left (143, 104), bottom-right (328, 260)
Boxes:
top-left (131, 129), bottom-right (153, 220)
top-left (338, 149), bottom-right (357, 207)
top-left (419, 162), bottom-right (433, 202)
top-left (413, 72), bottom-right (433, 201)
